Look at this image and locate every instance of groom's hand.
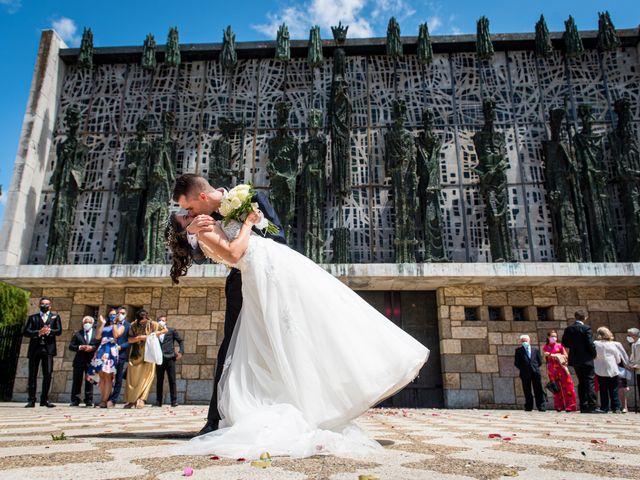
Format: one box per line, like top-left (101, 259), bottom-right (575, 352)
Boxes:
top-left (187, 215), bottom-right (215, 235)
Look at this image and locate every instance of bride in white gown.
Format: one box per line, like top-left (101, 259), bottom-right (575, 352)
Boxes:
top-left (167, 210), bottom-right (429, 458)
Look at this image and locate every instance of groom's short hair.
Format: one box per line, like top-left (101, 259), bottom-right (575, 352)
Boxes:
top-left (173, 174), bottom-right (213, 201)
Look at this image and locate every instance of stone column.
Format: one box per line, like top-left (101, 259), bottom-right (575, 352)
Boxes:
top-left (0, 30), bottom-right (67, 265)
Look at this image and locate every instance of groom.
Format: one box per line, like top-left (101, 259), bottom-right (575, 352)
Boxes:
top-left (172, 174), bottom-right (285, 435)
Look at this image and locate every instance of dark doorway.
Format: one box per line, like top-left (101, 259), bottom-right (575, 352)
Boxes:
top-left (357, 291), bottom-right (444, 408)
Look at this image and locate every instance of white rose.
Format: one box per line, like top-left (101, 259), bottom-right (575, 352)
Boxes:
top-left (232, 184), bottom-right (251, 202)
top-left (230, 196), bottom-right (242, 210)
top-left (219, 200), bottom-right (232, 217)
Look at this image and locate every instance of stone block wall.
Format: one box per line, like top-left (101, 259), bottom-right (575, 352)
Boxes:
top-left (438, 286), bottom-right (640, 408)
top-left (13, 286), bottom-right (226, 404)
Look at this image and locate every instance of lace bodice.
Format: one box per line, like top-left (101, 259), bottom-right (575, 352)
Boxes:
top-left (197, 218), bottom-right (267, 269)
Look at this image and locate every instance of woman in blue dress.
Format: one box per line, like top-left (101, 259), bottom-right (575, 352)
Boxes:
top-left (88, 310), bottom-right (124, 408)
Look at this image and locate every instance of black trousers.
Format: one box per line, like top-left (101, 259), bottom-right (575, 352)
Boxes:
top-left (574, 363), bottom-right (597, 411)
top-left (156, 357), bottom-right (177, 404)
top-left (70, 363), bottom-right (93, 404)
top-left (597, 375), bottom-right (620, 412)
top-left (521, 373), bottom-right (545, 410)
top-left (208, 270), bottom-right (243, 423)
top-left (108, 355), bottom-right (128, 404)
top-left (27, 351), bottom-right (53, 403)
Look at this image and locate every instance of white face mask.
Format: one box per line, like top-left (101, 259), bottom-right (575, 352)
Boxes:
top-left (627, 336), bottom-right (637, 344)
top-left (158, 321), bottom-right (166, 328)
top-left (83, 323), bottom-right (93, 332)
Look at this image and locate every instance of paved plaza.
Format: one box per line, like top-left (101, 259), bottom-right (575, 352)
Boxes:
top-left (0, 403), bottom-right (638, 479)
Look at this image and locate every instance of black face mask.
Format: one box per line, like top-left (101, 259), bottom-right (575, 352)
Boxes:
top-left (40, 305), bottom-right (50, 313)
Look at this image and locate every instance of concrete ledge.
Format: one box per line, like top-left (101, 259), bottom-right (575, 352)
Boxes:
top-left (1, 262), bottom-right (638, 289)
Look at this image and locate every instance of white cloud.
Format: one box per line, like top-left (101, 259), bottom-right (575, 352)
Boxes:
top-left (51, 17), bottom-right (81, 47)
top-left (252, 0), bottom-right (375, 39)
top-left (0, 0), bottom-right (22, 14)
top-left (427, 16), bottom-right (442, 33)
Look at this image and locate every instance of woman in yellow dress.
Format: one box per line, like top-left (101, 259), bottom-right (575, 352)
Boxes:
top-left (124, 309), bottom-right (167, 409)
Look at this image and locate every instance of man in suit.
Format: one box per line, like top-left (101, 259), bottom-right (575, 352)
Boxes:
top-left (154, 316), bottom-right (185, 407)
top-left (22, 297), bottom-right (62, 407)
top-left (173, 174), bottom-right (285, 434)
top-left (561, 310), bottom-right (599, 413)
top-left (107, 306), bottom-right (130, 407)
top-left (514, 334), bottom-right (546, 412)
top-left (68, 315), bottom-right (100, 406)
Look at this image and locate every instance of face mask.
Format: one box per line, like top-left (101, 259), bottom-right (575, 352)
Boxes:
top-left (109, 314), bottom-right (117, 322)
top-left (40, 304), bottom-right (50, 313)
top-left (549, 336), bottom-right (557, 344)
top-left (521, 342), bottom-right (530, 348)
top-left (83, 323), bottom-right (92, 332)
top-left (118, 313), bottom-right (126, 322)
top-left (158, 321), bottom-right (166, 328)
top-left (628, 336), bottom-right (636, 344)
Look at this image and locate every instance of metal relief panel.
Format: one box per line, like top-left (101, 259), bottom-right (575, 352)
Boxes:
top-left (148, 64), bottom-right (179, 132)
top-left (55, 65), bottom-right (93, 133)
top-left (567, 50), bottom-right (610, 123)
top-left (324, 188), bottom-right (372, 263)
top-left (346, 56), bottom-right (369, 128)
top-left (199, 130), bottom-right (251, 186)
top-left (29, 192), bottom-right (55, 264)
top-left (440, 186), bottom-right (466, 261)
top-left (202, 59), bottom-right (258, 131)
top-left (122, 64), bottom-right (152, 133)
top-left (507, 51), bottom-right (544, 125)
top-left (535, 52), bottom-right (569, 121)
top-left (526, 184), bottom-right (554, 261)
top-left (68, 191), bottom-right (109, 264)
top-left (87, 64), bottom-right (127, 133)
top-left (369, 187), bottom-right (393, 262)
top-left (515, 125), bottom-right (546, 184)
top-left (82, 134), bottom-right (120, 190)
top-left (452, 52), bottom-right (512, 126)
top-left (174, 61), bottom-right (206, 132)
top-left (602, 47), bottom-right (640, 121)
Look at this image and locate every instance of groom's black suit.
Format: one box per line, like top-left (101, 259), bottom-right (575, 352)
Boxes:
top-left (191, 191), bottom-right (285, 428)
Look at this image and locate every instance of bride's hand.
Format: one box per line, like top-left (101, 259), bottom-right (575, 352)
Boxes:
top-left (244, 209), bottom-right (261, 226)
top-left (187, 215), bottom-right (215, 235)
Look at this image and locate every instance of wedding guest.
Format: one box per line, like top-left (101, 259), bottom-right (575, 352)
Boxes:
top-left (124, 309), bottom-right (167, 409)
top-left (561, 310), bottom-right (598, 413)
top-left (612, 334), bottom-right (630, 413)
top-left (514, 334), bottom-right (546, 412)
top-left (594, 327), bottom-right (624, 413)
top-left (542, 329), bottom-right (577, 412)
top-left (627, 328), bottom-right (640, 403)
top-left (107, 307), bottom-right (130, 407)
top-left (22, 297), bottom-right (62, 408)
top-left (87, 313), bottom-right (124, 408)
top-left (154, 316), bottom-right (184, 407)
top-left (68, 316), bottom-right (100, 406)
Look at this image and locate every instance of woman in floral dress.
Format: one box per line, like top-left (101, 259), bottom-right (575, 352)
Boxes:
top-left (88, 310), bottom-right (124, 408)
top-left (542, 329), bottom-right (577, 412)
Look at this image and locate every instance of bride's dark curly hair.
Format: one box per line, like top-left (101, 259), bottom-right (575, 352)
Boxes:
top-left (165, 213), bottom-right (192, 284)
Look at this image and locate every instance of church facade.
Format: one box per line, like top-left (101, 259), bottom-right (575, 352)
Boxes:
top-left (1, 17), bottom-right (639, 407)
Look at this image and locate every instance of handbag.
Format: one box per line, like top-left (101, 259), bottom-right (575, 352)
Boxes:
top-left (545, 380), bottom-right (560, 394)
top-left (144, 332), bottom-right (163, 365)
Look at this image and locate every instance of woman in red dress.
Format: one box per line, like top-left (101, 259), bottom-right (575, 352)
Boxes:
top-left (542, 330), bottom-right (577, 412)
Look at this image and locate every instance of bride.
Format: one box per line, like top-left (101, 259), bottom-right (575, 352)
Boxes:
top-left (166, 208), bottom-right (429, 458)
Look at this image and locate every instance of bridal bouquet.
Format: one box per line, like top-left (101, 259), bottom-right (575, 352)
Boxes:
top-left (219, 184), bottom-right (280, 235)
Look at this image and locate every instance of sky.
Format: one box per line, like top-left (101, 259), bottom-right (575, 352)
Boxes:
top-left (0, 0), bottom-right (636, 224)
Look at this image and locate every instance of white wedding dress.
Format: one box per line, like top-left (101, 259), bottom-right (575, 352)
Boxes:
top-left (181, 221), bottom-right (429, 458)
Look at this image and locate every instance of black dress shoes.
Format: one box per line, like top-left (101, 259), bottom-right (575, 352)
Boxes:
top-left (24, 401), bottom-right (35, 408)
top-left (171, 402), bottom-right (179, 407)
top-left (85, 401), bottom-right (93, 407)
top-left (40, 401), bottom-right (56, 408)
top-left (197, 421), bottom-right (219, 436)
top-left (153, 402), bottom-right (162, 407)
top-left (69, 402), bottom-right (80, 407)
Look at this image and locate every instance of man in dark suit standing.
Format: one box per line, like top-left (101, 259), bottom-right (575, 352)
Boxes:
top-left (561, 310), bottom-right (599, 413)
top-left (173, 174), bottom-right (285, 434)
top-left (154, 315), bottom-right (185, 407)
top-left (22, 297), bottom-right (62, 407)
top-left (107, 306), bottom-right (130, 407)
top-left (68, 315), bottom-right (100, 406)
top-left (514, 334), bottom-right (546, 412)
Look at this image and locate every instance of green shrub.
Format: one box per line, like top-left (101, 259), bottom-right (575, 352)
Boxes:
top-left (0, 282), bottom-right (30, 327)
